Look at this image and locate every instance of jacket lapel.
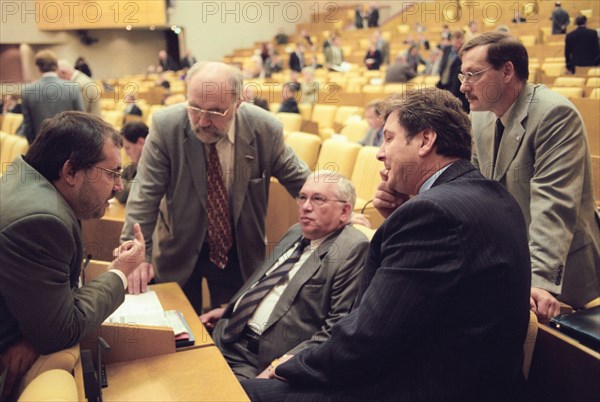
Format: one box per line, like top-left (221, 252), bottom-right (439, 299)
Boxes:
top-left (493, 84), bottom-right (533, 181)
top-left (182, 119), bottom-right (208, 209)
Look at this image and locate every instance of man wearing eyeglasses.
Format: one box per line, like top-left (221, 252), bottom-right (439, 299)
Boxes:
top-left (120, 61), bottom-right (309, 313)
top-left (200, 171), bottom-right (368, 380)
top-left (0, 112), bottom-right (146, 398)
top-left (459, 32), bottom-right (600, 319)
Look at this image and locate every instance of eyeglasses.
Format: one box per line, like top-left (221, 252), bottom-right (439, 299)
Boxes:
top-left (94, 165), bottom-right (123, 182)
top-left (295, 195), bottom-right (348, 207)
top-left (458, 66), bottom-right (493, 84)
top-left (185, 102), bottom-right (232, 118)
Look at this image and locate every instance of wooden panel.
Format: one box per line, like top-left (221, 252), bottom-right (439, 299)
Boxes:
top-left (36, 0), bottom-right (165, 30)
top-left (571, 98), bottom-right (600, 156)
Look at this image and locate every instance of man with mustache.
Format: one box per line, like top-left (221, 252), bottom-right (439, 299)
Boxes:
top-left (121, 61), bottom-right (309, 312)
top-left (459, 32), bottom-right (600, 319)
top-left (0, 112), bottom-right (146, 398)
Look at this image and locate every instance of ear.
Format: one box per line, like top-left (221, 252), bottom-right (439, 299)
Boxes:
top-left (418, 129), bottom-right (437, 157)
top-left (340, 202), bottom-right (353, 222)
top-left (61, 160), bottom-right (78, 186)
top-left (503, 61), bottom-right (515, 82)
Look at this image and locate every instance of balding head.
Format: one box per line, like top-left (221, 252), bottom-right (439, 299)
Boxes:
top-left (57, 59), bottom-right (75, 80)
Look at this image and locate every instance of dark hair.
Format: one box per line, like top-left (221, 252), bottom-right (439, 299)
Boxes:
top-left (120, 121), bottom-right (149, 143)
top-left (575, 15), bottom-right (587, 26)
top-left (34, 50), bottom-right (58, 73)
top-left (24, 111), bottom-right (122, 181)
top-left (379, 88), bottom-right (472, 160)
top-left (459, 31), bottom-right (529, 81)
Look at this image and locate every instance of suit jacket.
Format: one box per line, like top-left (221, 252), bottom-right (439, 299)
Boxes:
top-left (384, 62), bottom-right (417, 83)
top-left (71, 70), bottom-right (101, 117)
top-left (213, 224), bottom-right (369, 377)
top-left (364, 49), bottom-right (383, 70)
top-left (0, 156), bottom-right (124, 355)
top-left (276, 160), bottom-right (531, 402)
top-left (437, 46), bottom-right (469, 112)
top-left (324, 46), bottom-right (344, 69)
top-left (289, 51), bottom-right (304, 73)
top-left (180, 56), bottom-right (197, 69)
top-left (471, 84), bottom-right (600, 308)
top-left (551, 7), bottom-right (570, 34)
top-left (124, 103), bottom-right (142, 116)
top-left (120, 103), bottom-right (309, 286)
top-left (20, 75), bottom-right (84, 143)
top-left (565, 27), bottom-right (600, 72)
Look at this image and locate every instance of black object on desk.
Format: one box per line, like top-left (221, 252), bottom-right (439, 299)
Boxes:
top-left (550, 305), bottom-right (600, 351)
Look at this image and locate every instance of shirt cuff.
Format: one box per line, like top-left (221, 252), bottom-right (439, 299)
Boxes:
top-left (109, 269), bottom-right (128, 289)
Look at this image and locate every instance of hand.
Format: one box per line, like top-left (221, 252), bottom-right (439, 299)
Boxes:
top-left (530, 287), bottom-right (561, 321)
top-left (257, 354), bottom-right (294, 379)
top-left (127, 262), bottom-right (155, 294)
top-left (199, 307), bottom-right (226, 330)
top-left (350, 213), bottom-right (371, 228)
top-left (373, 169), bottom-right (409, 218)
top-left (0, 339), bottom-right (39, 398)
top-left (112, 223), bottom-right (145, 277)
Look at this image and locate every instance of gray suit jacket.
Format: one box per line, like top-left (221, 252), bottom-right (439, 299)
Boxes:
top-left (20, 75), bottom-right (84, 143)
top-left (471, 84), bottom-right (600, 308)
top-left (72, 70), bottom-right (102, 117)
top-left (0, 156), bottom-right (124, 355)
top-left (121, 103), bottom-right (309, 285)
top-left (213, 224), bottom-right (369, 376)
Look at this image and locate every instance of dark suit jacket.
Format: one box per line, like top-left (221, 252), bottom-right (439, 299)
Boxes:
top-left (20, 75), bottom-right (84, 144)
top-left (565, 27), bottom-right (600, 72)
top-left (289, 52), bottom-right (304, 73)
top-left (364, 49), bottom-right (383, 70)
top-left (121, 103), bottom-right (309, 285)
top-left (276, 160), bottom-right (531, 402)
top-left (437, 46), bottom-right (469, 112)
top-left (213, 224), bottom-right (369, 378)
top-left (0, 157), bottom-right (124, 355)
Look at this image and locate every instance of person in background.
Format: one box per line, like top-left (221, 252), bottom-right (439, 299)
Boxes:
top-left (460, 31), bottom-right (600, 318)
top-left (120, 61), bottom-right (309, 313)
top-left (19, 50), bottom-right (84, 144)
top-left (565, 15), bottom-right (600, 73)
top-left (1, 95), bottom-right (21, 115)
top-left (0, 112), bottom-right (145, 399)
top-left (158, 49), bottom-right (179, 71)
top-left (57, 59), bottom-right (102, 117)
top-left (202, 171), bottom-right (369, 380)
top-left (74, 56), bottom-right (92, 77)
top-left (359, 100), bottom-right (384, 147)
top-left (289, 43), bottom-right (305, 73)
top-left (180, 50), bottom-right (197, 69)
top-left (114, 122), bottom-right (149, 204)
top-left (123, 93), bottom-right (143, 117)
top-left (551, 1), bottom-right (570, 34)
top-left (278, 83), bottom-right (300, 114)
top-left (364, 42), bottom-right (383, 71)
top-left (384, 54), bottom-right (417, 83)
top-left (437, 30), bottom-right (468, 112)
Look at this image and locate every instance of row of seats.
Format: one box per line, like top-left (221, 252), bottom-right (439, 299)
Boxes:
top-left (0, 131), bottom-right (29, 175)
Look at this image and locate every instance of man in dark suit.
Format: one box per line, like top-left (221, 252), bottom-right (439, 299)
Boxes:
top-left (0, 112), bottom-right (146, 398)
top-left (565, 15), bottom-right (600, 73)
top-left (120, 61), bottom-right (309, 312)
top-left (550, 1), bottom-right (570, 34)
top-left (384, 54), bottom-right (417, 83)
top-left (201, 171), bottom-right (369, 380)
top-left (288, 43), bottom-right (305, 73)
top-left (241, 88), bottom-right (531, 402)
top-left (180, 50), bottom-right (197, 69)
top-left (19, 50), bottom-right (84, 144)
top-left (437, 30), bottom-right (468, 112)
top-left (158, 49), bottom-right (179, 71)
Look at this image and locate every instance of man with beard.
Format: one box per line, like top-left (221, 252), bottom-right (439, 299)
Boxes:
top-left (0, 112), bottom-right (146, 399)
top-left (121, 61), bottom-right (309, 312)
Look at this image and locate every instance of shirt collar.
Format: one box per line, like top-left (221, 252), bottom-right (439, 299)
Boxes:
top-left (418, 163), bottom-right (454, 194)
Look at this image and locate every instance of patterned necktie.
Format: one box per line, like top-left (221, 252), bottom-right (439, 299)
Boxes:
top-left (221, 238), bottom-right (310, 341)
top-left (206, 143), bottom-right (232, 269)
top-left (492, 118), bottom-right (504, 176)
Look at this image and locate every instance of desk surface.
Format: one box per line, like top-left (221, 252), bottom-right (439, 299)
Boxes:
top-left (102, 346), bottom-right (249, 401)
top-left (150, 282), bottom-right (214, 349)
top-left (104, 200), bottom-right (126, 222)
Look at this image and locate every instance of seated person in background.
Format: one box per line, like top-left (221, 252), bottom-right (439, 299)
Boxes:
top-left (384, 54), bottom-right (417, 83)
top-left (242, 86), bottom-right (270, 112)
top-left (406, 45), bottom-right (428, 74)
top-left (0, 111), bottom-right (145, 399)
top-left (324, 36), bottom-right (344, 71)
top-left (300, 67), bottom-right (319, 105)
top-left (1, 94), bottom-right (22, 114)
top-left (364, 42), bottom-right (383, 70)
top-left (359, 100), bottom-right (384, 146)
top-left (241, 88), bottom-right (531, 402)
top-left (123, 93), bottom-right (142, 117)
top-left (114, 122), bottom-right (149, 204)
top-left (278, 82), bottom-right (300, 114)
top-left (201, 171), bottom-right (369, 380)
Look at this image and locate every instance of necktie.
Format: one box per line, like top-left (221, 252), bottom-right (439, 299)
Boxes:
top-left (206, 143), bottom-right (232, 269)
top-left (222, 238), bottom-right (310, 341)
top-left (492, 118), bottom-right (504, 175)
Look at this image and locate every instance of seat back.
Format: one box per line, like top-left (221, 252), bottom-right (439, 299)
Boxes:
top-left (316, 139), bottom-right (361, 178)
top-left (340, 120), bottom-right (370, 143)
top-left (310, 104), bottom-right (337, 134)
top-left (1, 112), bottom-right (24, 135)
top-left (523, 310), bottom-right (539, 379)
top-left (550, 86), bottom-right (583, 99)
top-left (350, 146), bottom-right (384, 203)
top-left (553, 77), bottom-right (586, 87)
top-left (285, 131), bottom-right (322, 170)
top-left (276, 112), bottom-right (303, 133)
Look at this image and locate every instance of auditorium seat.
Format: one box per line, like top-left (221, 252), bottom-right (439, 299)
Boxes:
top-left (310, 104), bottom-right (337, 138)
top-left (285, 131), bottom-right (321, 170)
top-left (553, 77), bottom-right (586, 87)
top-left (276, 112), bottom-right (303, 133)
top-left (1, 112), bottom-right (23, 135)
top-left (316, 138), bottom-right (361, 178)
top-left (340, 120), bottom-right (369, 143)
top-left (350, 146), bottom-right (385, 228)
top-left (550, 87), bottom-right (583, 99)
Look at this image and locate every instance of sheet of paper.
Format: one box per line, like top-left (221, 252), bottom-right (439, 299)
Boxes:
top-left (105, 291), bottom-right (163, 321)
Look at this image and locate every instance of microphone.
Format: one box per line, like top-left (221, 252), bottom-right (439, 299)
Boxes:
top-left (81, 254), bottom-right (92, 286)
top-left (360, 199), bottom-right (374, 214)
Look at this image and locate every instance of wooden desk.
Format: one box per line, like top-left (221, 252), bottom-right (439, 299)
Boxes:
top-left (82, 200), bottom-right (126, 261)
top-left (102, 346), bottom-right (249, 401)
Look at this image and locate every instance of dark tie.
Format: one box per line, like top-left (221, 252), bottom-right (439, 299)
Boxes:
top-left (221, 238), bottom-right (310, 341)
top-left (206, 143), bottom-right (232, 269)
top-left (492, 118), bottom-right (504, 175)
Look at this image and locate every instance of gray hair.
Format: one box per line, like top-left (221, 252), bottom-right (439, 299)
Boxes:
top-left (186, 61), bottom-right (244, 100)
top-left (311, 170), bottom-right (356, 209)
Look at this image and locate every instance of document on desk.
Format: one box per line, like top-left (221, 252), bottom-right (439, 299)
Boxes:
top-left (105, 291), bottom-right (194, 346)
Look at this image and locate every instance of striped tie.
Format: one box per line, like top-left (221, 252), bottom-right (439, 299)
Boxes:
top-left (206, 143), bottom-right (232, 269)
top-left (221, 238), bottom-right (310, 341)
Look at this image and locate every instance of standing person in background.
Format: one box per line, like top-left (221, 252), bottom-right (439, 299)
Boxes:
top-left (289, 43), bottom-right (305, 73)
top-left (437, 31), bottom-right (469, 112)
top-left (19, 50), bottom-right (84, 144)
top-left (74, 56), bottom-right (92, 77)
top-left (120, 61), bottom-right (309, 313)
top-left (180, 50), bottom-right (197, 69)
top-left (460, 32), bottom-right (600, 318)
top-left (57, 59), bottom-right (102, 117)
top-left (115, 122), bottom-right (149, 204)
top-left (158, 49), bottom-right (179, 71)
top-left (551, 2), bottom-right (570, 34)
top-left (565, 15), bottom-right (600, 73)
top-left (367, 2), bottom-right (379, 27)
top-left (364, 42), bottom-right (383, 70)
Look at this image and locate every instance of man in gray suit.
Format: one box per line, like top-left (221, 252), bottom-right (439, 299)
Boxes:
top-left (19, 50), bottom-right (84, 144)
top-left (460, 32), bottom-right (600, 318)
top-left (201, 171), bottom-right (369, 380)
top-left (57, 59), bottom-right (102, 117)
top-left (121, 61), bottom-right (309, 312)
top-left (0, 112), bottom-right (145, 398)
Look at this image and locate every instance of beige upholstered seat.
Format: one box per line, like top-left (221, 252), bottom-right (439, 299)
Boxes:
top-left (316, 138), bottom-right (361, 178)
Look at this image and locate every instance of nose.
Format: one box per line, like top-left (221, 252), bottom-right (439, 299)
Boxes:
top-left (300, 198), bottom-right (313, 211)
top-left (114, 176), bottom-right (124, 192)
top-left (459, 81), bottom-right (470, 94)
top-left (376, 145), bottom-right (385, 161)
top-left (197, 112), bottom-right (212, 127)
